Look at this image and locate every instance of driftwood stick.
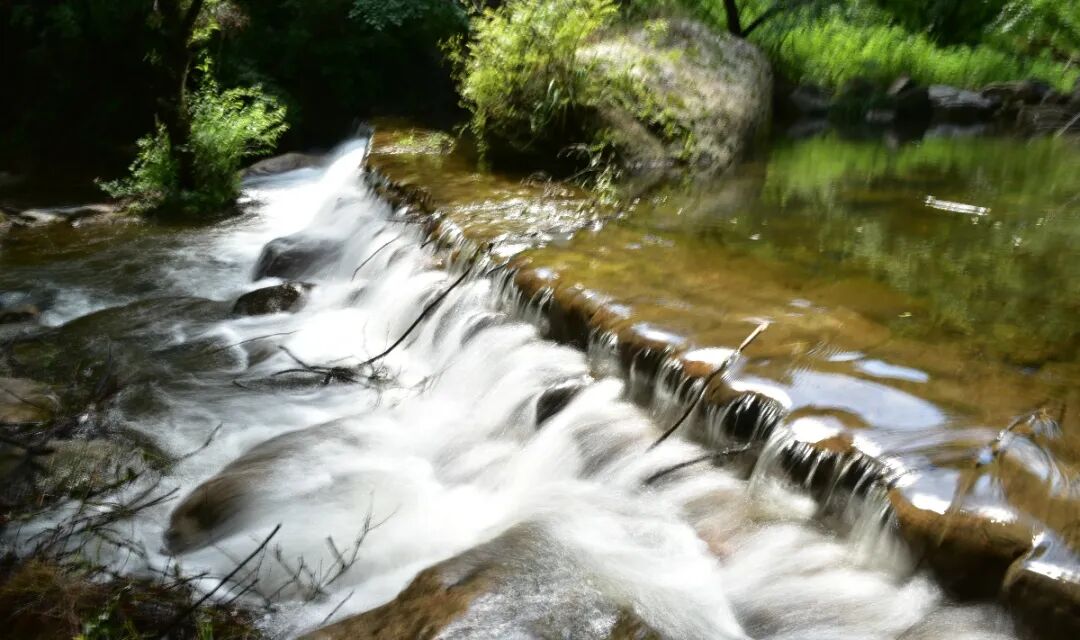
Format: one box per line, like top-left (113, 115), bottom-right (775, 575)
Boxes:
top-left (358, 264), bottom-right (477, 368)
top-left (157, 524), bottom-right (282, 639)
top-left (649, 322), bottom-right (769, 450)
top-left (643, 444), bottom-right (754, 486)
top-left (205, 331), bottom-right (297, 355)
top-left (352, 235), bottom-right (403, 280)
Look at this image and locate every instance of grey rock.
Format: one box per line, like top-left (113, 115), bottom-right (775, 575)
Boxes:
top-left (232, 282), bottom-right (313, 316)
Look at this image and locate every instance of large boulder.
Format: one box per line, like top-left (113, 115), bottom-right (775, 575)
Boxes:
top-left (887, 76), bottom-right (932, 123)
top-left (253, 235), bottom-right (344, 280)
top-left (580, 18), bottom-right (772, 173)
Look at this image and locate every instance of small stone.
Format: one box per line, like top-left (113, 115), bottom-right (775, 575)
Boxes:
top-left (0, 377), bottom-right (57, 426)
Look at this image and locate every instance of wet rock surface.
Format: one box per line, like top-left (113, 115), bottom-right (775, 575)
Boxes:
top-left (304, 526), bottom-right (661, 640)
top-left (232, 282), bottom-right (313, 316)
top-left (0, 377), bottom-right (58, 426)
top-left (242, 151), bottom-right (322, 178)
top-left (253, 235), bottom-right (344, 280)
top-left (4, 203), bottom-right (122, 228)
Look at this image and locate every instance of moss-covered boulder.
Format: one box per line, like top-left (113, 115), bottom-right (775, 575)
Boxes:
top-left (580, 18), bottom-right (772, 173)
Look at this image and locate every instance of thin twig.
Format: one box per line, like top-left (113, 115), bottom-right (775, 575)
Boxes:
top-left (649, 322), bottom-right (769, 450)
top-left (643, 444), bottom-right (754, 486)
top-left (351, 235), bottom-right (403, 280)
top-left (358, 265), bottom-right (476, 368)
top-left (320, 590), bottom-right (356, 627)
top-left (157, 524), bottom-right (282, 639)
top-left (205, 331), bottom-right (298, 355)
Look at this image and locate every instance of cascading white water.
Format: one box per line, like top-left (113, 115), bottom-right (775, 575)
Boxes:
top-left (12, 138), bottom-right (1020, 639)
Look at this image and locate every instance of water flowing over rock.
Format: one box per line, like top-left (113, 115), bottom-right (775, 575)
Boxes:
top-left (253, 235), bottom-right (344, 280)
top-left (232, 282), bottom-right (313, 316)
top-left (2, 133), bottom-right (1073, 639)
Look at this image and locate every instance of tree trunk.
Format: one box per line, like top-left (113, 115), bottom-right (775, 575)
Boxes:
top-left (723, 0), bottom-right (744, 37)
top-left (156, 0), bottom-right (206, 192)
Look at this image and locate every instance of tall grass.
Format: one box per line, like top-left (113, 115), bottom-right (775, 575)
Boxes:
top-left (676, 1), bottom-right (1078, 91)
top-left (758, 15), bottom-right (1078, 90)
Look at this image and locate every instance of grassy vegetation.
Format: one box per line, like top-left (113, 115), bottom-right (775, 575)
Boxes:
top-left (670, 1), bottom-right (1080, 92)
top-left (758, 14), bottom-right (1078, 90)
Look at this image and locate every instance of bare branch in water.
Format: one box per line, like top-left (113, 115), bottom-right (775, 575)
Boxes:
top-left (649, 322), bottom-right (769, 450)
top-left (320, 590), bottom-right (356, 627)
top-left (643, 444), bottom-right (755, 486)
top-left (358, 249), bottom-right (487, 369)
top-left (352, 235), bottom-right (403, 281)
top-left (204, 331), bottom-right (298, 356)
top-left (157, 524), bottom-right (282, 640)
top-left (173, 422), bottom-right (224, 463)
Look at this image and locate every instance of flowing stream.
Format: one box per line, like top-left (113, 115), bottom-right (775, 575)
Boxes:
top-left (3, 137), bottom-right (1025, 638)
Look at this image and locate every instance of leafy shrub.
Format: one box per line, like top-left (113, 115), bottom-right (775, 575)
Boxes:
top-left (448, 0), bottom-right (619, 155)
top-left (103, 73), bottom-right (287, 216)
top-left (187, 77), bottom-right (289, 208)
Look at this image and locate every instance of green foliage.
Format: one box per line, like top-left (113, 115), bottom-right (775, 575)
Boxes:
top-left (757, 13), bottom-right (1078, 90)
top-left (671, 0), bottom-right (1079, 91)
top-left (100, 127), bottom-right (179, 210)
top-left (990, 0), bottom-right (1080, 62)
top-left (868, 0), bottom-right (1007, 45)
top-left (103, 72), bottom-right (287, 215)
top-left (449, 0), bottom-right (619, 154)
top-left (188, 76), bottom-right (289, 205)
top-left (350, 0), bottom-right (467, 31)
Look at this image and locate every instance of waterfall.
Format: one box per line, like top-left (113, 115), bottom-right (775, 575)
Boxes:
top-left (9, 137), bottom-right (1019, 639)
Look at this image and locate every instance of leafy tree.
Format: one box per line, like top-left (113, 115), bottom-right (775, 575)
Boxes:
top-left (991, 0), bottom-right (1080, 62)
top-left (104, 2), bottom-right (288, 215)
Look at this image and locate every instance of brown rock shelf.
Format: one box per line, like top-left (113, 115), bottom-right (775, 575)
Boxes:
top-left (363, 123), bottom-right (1080, 637)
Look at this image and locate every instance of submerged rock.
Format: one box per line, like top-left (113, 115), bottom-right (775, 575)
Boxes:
top-left (253, 235), bottom-right (343, 280)
top-left (580, 18), bottom-right (772, 173)
top-left (8, 203), bottom-right (121, 228)
top-left (232, 282), bottom-right (313, 316)
top-left (302, 525), bottom-right (666, 640)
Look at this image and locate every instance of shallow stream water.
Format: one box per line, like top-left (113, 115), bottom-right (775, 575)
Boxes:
top-left (1, 131), bottom-right (1074, 638)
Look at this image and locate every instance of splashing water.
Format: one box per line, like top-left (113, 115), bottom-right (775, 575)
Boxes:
top-left (9, 138), bottom-right (1019, 639)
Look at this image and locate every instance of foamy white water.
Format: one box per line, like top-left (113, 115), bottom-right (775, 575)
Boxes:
top-left (11, 138), bottom-right (1017, 639)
